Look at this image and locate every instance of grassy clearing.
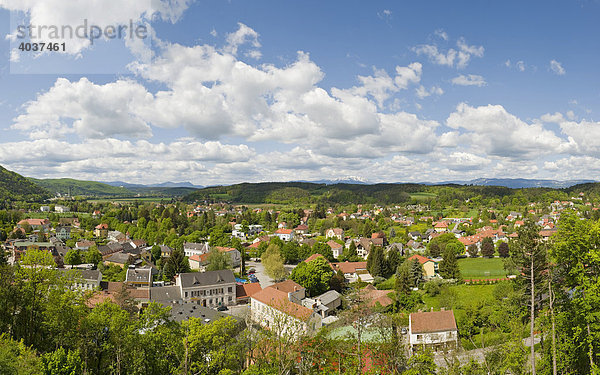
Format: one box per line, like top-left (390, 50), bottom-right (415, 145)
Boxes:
top-left (458, 257), bottom-right (507, 280)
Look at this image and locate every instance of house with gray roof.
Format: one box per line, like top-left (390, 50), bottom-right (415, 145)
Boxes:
top-left (125, 266), bottom-right (152, 287)
top-left (175, 270), bottom-right (236, 308)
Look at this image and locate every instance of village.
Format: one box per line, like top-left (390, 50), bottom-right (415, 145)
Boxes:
top-left (1, 188), bottom-right (594, 372)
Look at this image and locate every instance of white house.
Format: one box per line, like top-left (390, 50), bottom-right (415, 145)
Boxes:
top-left (274, 229), bottom-right (294, 242)
top-left (251, 280), bottom-right (322, 337)
top-left (409, 309), bottom-right (458, 353)
top-left (325, 228), bottom-right (344, 240)
top-left (327, 240), bottom-right (343, 259)
top-left (183, 242), bottom-right (210, 258)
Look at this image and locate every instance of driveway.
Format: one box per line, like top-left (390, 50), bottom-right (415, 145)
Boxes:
top-left (246, 260), bottom-right (297, 289)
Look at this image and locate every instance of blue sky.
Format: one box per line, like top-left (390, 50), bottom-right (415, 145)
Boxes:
top-left (0, 0), bottom-right (599, 185)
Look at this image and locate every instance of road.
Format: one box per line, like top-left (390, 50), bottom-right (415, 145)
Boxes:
top-left (245, 260), bottom-right (297, 289)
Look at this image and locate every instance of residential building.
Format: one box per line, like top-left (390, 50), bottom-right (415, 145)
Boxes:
top-left (251, 281), bottom-right (322, 336)
top-left (55, 226), bottom-right (72, 241)
top-left (183, 242), bottom-right (210, 258)
top-left (408, 254), bottom-right (438, 278)
top-left (274, 228), bottom-right (294, 241)
top-left (325, 228), bottom-right (344, 241)
top-left (94, 223), bottom-right (109, 237)
top-left (17, 219), bottom-right (51, 232)
top-left (409, 310), bottom-right (458, 353)
top-left (175, 270), bottom-right (237, 307)
top-left (236, 283), bottom-right (263, 304)
top-left (326, 240), bottom-right (344, 259)
top-left (331, 261), bottom-right (369, 283)
top-left (125, 267), bottom-right (152, 288)
top-left (76, 240), bottom-right (96, 251)
top-left (58, 269), bottom-right (102, 291)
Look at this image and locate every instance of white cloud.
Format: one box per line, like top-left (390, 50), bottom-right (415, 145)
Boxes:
top-left (415, 85), bottom-right (443, 99)
top-left (224, 22), bottom-right (261, 58)
top-left (413, 37), bottom-right (483, 69)
top-left (516, 60), bottom-right (525, 72)
top-left (550, 60), bottom-right (566, 75)
top-left (434, 29), bottom-right (449, 41)
top-left (447, 103), bottom-right (569, 159)
top-left (451, 74), bottom-right (486, 87)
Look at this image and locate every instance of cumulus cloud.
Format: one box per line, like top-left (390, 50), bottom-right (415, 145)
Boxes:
top-left (415, 85), bottom-right (443, 99)
top-left (451, 74), bottom-right (486, 87)
top-left (447, 103), bottom-right (569, 159)
top-left (550, 60), bottom-right (565, 75)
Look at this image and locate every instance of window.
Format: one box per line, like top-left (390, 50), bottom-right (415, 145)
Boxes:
top-left (228, 296), bottom-right (232, 301)
top-left (185, 292), bottom-right (188, 298)
top-left (416, 335), bottom-right (422, 341)
top-left (228, 287), bottom-right (233, 293)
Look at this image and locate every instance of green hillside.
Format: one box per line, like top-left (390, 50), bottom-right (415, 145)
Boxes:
top-left (183, 181), bottom-right (600, 205)
top-left (28, 178), bottom-right (133, 197)
top-left (0, 165), bottom-right (50, 202)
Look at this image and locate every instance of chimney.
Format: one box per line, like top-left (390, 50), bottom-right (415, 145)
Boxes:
top-left (288, 292), bottom-right (293, 302)
top-left (430, 307), bottom-right (434, 312)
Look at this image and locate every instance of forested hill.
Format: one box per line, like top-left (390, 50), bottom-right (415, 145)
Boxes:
top-left (0, 165), bottom-right (50, 202)
top-left (183, 181), bottom-right (600, 205)
top-left (28, 178), bottom-right (133, 197)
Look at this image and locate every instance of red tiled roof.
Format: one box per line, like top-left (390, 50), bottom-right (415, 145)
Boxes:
top-left (275, 229), bottom-right (293, 235)
top-left (408, 254), bottom-right (434, 265)
top-left (268, 280), bottom-right (304, 294)
top-left (252, 287), bottom-right (313, 321)
top-left (326, 240), bottom-right (343, 249)
top-left (236, 283), bottom-right (262, 299)
top-left (410, 310), bottom-right (457, 333)
top-left (331, 261), bottom-right (367, 274)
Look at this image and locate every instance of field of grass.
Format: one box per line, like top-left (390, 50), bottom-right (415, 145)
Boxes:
top-left (421, 283), bottom-right (496, 311)
top-left (409, 192), bottom-right (437, 201)
top-left (88, 197), bottom-right (172, 203)
top-left (458, 257), bottom-right (507, 280)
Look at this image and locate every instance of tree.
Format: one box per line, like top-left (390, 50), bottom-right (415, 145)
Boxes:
top-left (206, 247), bottom-right (231, 271)
top-left (409, 259), bottom-right (424, 288)
top-left (64, 249), bottom-right (82, 268)
top-left (261, 244), bottom-right (287, 280)
top-left (329, 270), bottom-right (346, 293)
top-left (481, 237), bottom-right (495, 258)
top-left (429, 243), bottom-right (442, 258)
top-left (312, 242), bottom-right (334, 262)
top-left (163, 248), bottom-right (190, 280)
top-left (85, 246), bottom-right (102, 266)
top-left (498, 242), bottom-right (510, 258)
top-left (511, 220), bottom-right (547, 375)
top-left (439, 247), bottom-right (461, 280)
top-left (289, 256), bottom-right (333, 296)
top-left (0, 334), bottom-right (43, 375)
top-left (468, 243), bottom-right (479, 258)
top-left (395, 261), bottom-right (412, 295)
top-left (41, 347), bottom-right (82, 375)
top-left (343, 241), bottom-right (359, 261)
top-left (367, 246), bottom-right (386, 278)
top-left (151, 245), bottom-right (162, 263)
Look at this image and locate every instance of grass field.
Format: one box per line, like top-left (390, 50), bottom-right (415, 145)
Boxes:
top-left (409, 192), bottom-right (437, 201)
top-left (88, 197), bottom-right (172, 203)
top-left (458, 257), bottom-right (507, 280)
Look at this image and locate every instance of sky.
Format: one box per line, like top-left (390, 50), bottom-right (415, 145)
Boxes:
top-left (0, 0), bottom-right (599, 185)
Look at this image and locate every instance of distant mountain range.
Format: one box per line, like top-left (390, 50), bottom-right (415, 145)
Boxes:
top-left (420, 178), bottom-right (597, 189)
top-left (105, 181), bottom-right (204, 189)
top-left (298, 176), bottom-right (370, 185)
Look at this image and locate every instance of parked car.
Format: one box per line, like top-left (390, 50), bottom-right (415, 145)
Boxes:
top-left (217, 306), bottom-right (228, 311)
top-left (248, 269), bottom-right (256, 274)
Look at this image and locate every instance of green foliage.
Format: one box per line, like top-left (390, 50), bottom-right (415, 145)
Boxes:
top-left (312, 242), bottom-right (334, 262)
top-left (0, 334), bottom-right (42, 375)
top-left (395, 260), bottom-right (412, 295)
top-left (481, 237), bottom-right (495, 258)
top-left (28, 178), bottom-right (131, 197)
top-left (289, 256), bottom-right (334, 296)
top-left (497, 241), bottom-right (510, 258)
top-left (0, 165), bottom-right (50, 202)
top-left (367, 246), bottom-right (386, 278)
top-left (439, 246), bottom-right (461, 280)
top-left (467, 243), bottom-right (478, 258)
top-left (409, 259), bottom-right (424, 288)
top-left (163, 248), bottom-right (191, 280)
top-left (428, 233), bottom-right (465, 256)
top-left (261, 244), bottom-right (287, 280)
top-left (206, 247), bottom-right (231, 271)
top-left (41, 347), bottom-right (82, 375)
top-left (64, 249), bottom-right (82, 267)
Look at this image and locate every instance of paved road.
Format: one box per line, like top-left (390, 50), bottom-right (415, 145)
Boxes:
top-left (246, 260), bottom-right (296, 289)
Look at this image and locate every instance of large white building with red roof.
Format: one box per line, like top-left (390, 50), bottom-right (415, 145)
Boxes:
top-left (250, 280), bottom-right (322, 336)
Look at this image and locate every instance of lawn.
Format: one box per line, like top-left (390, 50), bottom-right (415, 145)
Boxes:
top-left (458, 257), bottom-right (507, 280)
top-left (409, 192), bottom-right (437, 201)
top-left (421, 283), bottom-right (497, 311)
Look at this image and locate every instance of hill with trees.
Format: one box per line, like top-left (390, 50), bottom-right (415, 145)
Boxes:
top-left (28, 178), bottom-right (133, 197)
top-left (0, 165), bottom-right (50, 203)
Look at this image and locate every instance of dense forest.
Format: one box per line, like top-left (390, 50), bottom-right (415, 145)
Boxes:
top-left (0, 165), bottom-right (50, 204)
